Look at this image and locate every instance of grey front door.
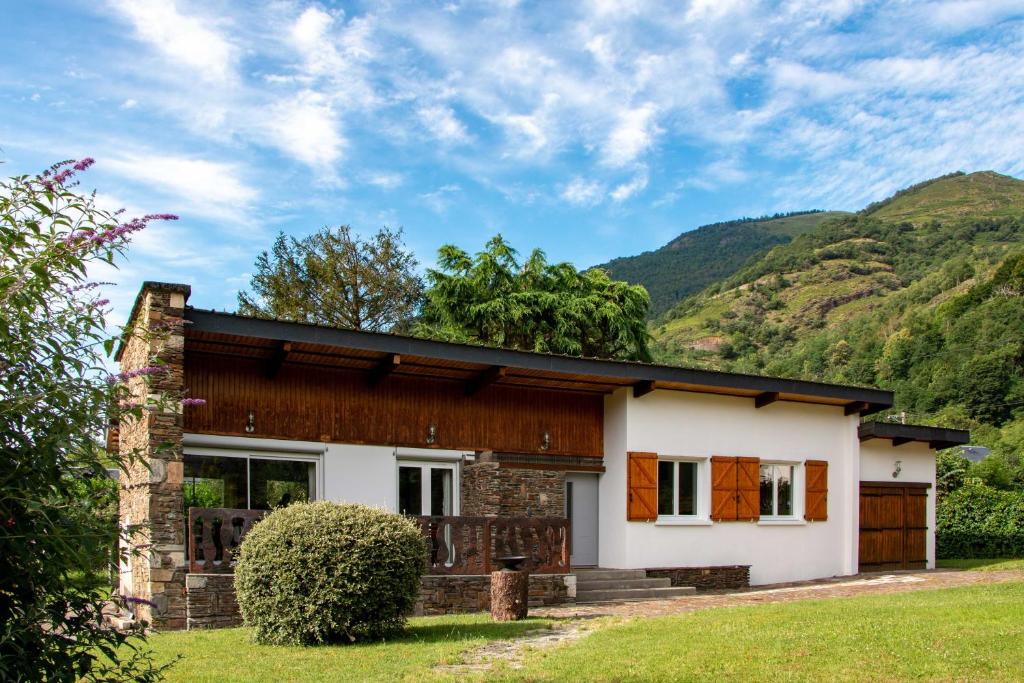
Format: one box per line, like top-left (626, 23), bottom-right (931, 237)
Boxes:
top-left (566, 473), bottom-right (599, 566)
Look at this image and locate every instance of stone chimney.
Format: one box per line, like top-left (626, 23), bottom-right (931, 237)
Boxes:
top-left (116, 282), bottom-right (190, 629)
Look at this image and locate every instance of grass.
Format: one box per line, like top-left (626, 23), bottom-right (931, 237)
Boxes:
top-left (497, 582), bottom-right (1024, 682)
top-left (146, 614), bottom-right (553, 683)
top-left (937, 558), bottom-right (1024, 571)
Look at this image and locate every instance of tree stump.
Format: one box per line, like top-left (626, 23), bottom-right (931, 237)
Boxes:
top-left (490, 570), bottom-right (529, 621)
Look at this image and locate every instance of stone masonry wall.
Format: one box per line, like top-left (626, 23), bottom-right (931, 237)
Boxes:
top-left (461, 462), bottom-right (565, 518)
top-left (185, 574), bottom-right (242, 629)
top-left (645, 565), bottom-right (751, 592)
top-left (416, 574), bottom-right (571, 616)
top-left (118, 282), bottom-right (190, 629)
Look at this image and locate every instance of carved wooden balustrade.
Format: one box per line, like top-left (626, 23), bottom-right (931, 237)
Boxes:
top-left (188, 507), bottom-right (267, 573)
top-left (416, 516), bottom-right (570, 575)
top-left (187, 507), bottom-right (570, 575)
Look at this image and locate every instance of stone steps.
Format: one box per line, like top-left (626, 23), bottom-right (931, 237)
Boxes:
top-left (574, 568), bottom-right (696, 603)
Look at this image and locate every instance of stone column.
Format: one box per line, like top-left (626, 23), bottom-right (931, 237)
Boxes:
top-left (117, 282), bottom-right (190, 629)
top-left (461, 458), bottom-right (566, 518)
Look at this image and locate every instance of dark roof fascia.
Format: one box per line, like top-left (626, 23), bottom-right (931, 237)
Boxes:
top-left (185, 308), bottom-right (894, 409)
top-left (858, 421), bottom-right (970, 450)
top-left (114, 282), bottom-right (193, 361)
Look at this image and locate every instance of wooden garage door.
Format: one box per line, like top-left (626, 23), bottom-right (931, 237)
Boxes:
top-left (859, 482), bottom-right (929, 572)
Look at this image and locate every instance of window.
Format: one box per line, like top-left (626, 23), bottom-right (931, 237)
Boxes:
top-left (397, 462), bottom-right (456, 516)
top-left (183, 452), bottom-right (318, 511)
top-left (657, 460), bottom-right (699, 517)
top-left (759, 464), bottom-right (795, 518)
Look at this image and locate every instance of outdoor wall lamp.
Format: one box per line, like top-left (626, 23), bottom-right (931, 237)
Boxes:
top-left (892, 460), bottom-right (902, 479)
top-left (426, 423), bottom-right (438, 445)
top-left (540, 431), bottom-right (550, 451)
top-left (244, 411), bottom-right (255, 434)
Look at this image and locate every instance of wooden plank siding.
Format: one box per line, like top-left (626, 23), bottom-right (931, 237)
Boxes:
top-left (183, 352), bottom-right (604, 457)
top-left (858, 482), bottom-right (929, 571)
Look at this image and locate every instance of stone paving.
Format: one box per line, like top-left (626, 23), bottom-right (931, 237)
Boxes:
top-left (435, 568), bottom-right (1024, 675)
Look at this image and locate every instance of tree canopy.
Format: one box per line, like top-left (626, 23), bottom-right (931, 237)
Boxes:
top-left (238, 226), bottom-right (421, 332)
top-left (418, 235), bottom-right (651, 361)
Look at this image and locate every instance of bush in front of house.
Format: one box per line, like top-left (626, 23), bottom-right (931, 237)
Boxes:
top-left (937, 478), bottom-right (1024, 559)
top-left (234, 501), bottom-right (426, 645)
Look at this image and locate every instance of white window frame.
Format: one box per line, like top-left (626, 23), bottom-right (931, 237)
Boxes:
top-left (655, 456), bottom-right (711, 525)
top-left (395, 459), bottom-right (460, 516)
top-left (183, 446), bottom-right (322, 509)
top-left (758, 460), bottom-right (802, 521)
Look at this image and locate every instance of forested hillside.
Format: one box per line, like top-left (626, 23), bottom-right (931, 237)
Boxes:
top-left (597, 210), bottom-right (845, 316)
top-left (648, 171), bottom-right (1024, 484)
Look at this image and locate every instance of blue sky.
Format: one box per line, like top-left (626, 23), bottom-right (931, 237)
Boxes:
top-left (3, 0), bottom-right (1024, 325)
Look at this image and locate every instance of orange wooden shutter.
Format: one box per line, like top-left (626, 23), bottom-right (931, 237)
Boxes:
top-left (736, 456), bottom-right (761, 521)
top-left (627, 452), bottom-right (658, 521)
top-left (804, 460), bottom-right (828, 521)
top-left (711, 456), bottom-right (738, 521)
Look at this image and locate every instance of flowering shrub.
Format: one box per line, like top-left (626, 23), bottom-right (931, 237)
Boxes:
top-left (0, 160), bottom-right (180, 680)
top-left (234, 502), bottom-right (426, 645)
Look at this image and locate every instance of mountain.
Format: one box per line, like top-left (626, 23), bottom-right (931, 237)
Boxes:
top-left (596, 211), bottom-right (848, 317)
top-left (648, 171), bottom-right (1024, 470)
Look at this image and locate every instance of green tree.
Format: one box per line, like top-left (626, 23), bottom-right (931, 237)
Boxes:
top-left (1, 160), bottom-right (176, 680)
top-left (418, 235), bottom-right (651, 360)
top-left (238, 225), bottom-right (422, 332)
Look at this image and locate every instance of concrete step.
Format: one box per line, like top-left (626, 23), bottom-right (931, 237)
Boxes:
top-left (576, 577), bottom-right (672, 591)
top-left (572, 569), bottom-right (648, 581)
top-left (575, 586), bottom-right (697, 603)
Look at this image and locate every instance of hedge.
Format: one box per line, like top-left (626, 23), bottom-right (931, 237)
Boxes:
top-left (936, 479), bottom-right (1024, 559)
top-left (234, 501), bottom-right (426, 645)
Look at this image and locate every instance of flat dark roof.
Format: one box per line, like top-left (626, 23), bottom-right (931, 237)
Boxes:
top-left (183, 306), bottom-right (894, 413)
top-left (858, 421), bottom-right (969, 450)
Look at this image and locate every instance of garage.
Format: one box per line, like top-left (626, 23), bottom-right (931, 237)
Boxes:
top-left (859, 482), bottom-right (929, 571)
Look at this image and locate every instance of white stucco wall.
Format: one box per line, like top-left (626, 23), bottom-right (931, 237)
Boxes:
top-left (600, 389), bottom-right (861, 586)
top-left (859, 440), bottom-right (937, 568)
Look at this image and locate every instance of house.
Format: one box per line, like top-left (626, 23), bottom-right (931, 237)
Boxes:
top-left (115, 282), bottom-right (969, 630)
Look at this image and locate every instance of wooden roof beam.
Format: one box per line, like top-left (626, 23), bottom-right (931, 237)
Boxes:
top-left (633, 380), bottom-right (656, 398)
top-left (844, 401), bottom-right (869, 416)
top-left (265, 341), bottom-right (292, 379)
top-left (368, 353), bottom-right (401, 387)
top-left (466, 365), bottom-right (507, 396)
top-left (891, 436), bottom-right (914, 447)
top-left (754, 391), bottom-right (780, 409)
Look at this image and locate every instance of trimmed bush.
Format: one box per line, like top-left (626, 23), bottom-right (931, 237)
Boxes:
top-left (234, 501), bottom-right (426, 645)
top-left (937, 479), bottom-right (1024, 559)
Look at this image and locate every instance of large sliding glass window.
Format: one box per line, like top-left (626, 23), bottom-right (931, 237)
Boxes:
top-left (183, 452), bottom-right (318, 510)
top-left (397, 461), bottom-right (456, 516)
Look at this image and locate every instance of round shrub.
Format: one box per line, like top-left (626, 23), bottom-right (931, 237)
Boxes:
top-left (234, 501), bottom-right (426, 645)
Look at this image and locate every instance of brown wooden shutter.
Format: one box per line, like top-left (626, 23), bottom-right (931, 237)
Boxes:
top-left (711, 456), bottom-right (738, 521)
top-left (627, 452), bottom-right (658, 521)
top-left (736, 456), bottom-right (761, 521)
top-left (804, 459), bottom-right (828, 521)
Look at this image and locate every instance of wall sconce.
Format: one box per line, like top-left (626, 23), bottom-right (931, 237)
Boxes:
top-left (426, 423), bottom-right (437, 445)
top-left (892, 460), bottom-right (902, 479)
top-left (244, 411), bottom-right (255, 434)
top-left (540, 431), bottom-right (550, 451)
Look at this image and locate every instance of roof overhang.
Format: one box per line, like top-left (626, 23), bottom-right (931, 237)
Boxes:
top-left (183, 308), bottom-right (894, 413)
top-left (858, 421), bottom-right (969, 450)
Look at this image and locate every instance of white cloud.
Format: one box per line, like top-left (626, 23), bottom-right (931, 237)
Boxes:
top-left (602, 104), bottom-right (660, 167)
top-left (265, 90), bottom-right (344, 169)
top-left (610, 171), bottom-right (648, 202)
top-left (108, 0), bottom-right (236, 82)
top-left (419, 184), bottom-right (462, 213)
top-left (417, 105), bottom-right (472, 144)
top-left (561, 177), bottom-right (606, 206)
top-left (365, 172), bottom-right (405, 189)
top-left (120, 98), bottom-right (138, 109)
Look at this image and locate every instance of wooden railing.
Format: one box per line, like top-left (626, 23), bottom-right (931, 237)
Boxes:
top-left (416, 516), bottom-right (570, 575)
top-left (187, 508), bottom-right (571, 575)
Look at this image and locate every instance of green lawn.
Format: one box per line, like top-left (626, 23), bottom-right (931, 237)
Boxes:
top-left (499, 582), bottom-right (1024, 682)
top-left (148, 615), bottom-right (553, 682)
top-left (146, 581), bottom-right (1024, 682)
top-left (937, 558), bottom-right (1024, 571)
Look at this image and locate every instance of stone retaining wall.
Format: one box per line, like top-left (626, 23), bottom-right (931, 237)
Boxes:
top-left (185, 574), bottom-right (242, 630)
top-left (645, 565), bottom-right (750, 591)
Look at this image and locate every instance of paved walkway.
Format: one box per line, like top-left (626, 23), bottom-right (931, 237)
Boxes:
top-left (436, 569), bottom-right (1024, 675)
top-left (535, 568), bottom-right (1024, 619)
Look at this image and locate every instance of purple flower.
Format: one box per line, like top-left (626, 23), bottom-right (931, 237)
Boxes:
top-left (94, 299), bottom-right (110, 308)
top-left (181, 398), bottom-right (207, 406)
top-left (73, 157), bottom-right (95, 171)
top-left (106, 365), bottom-right (170, 384)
